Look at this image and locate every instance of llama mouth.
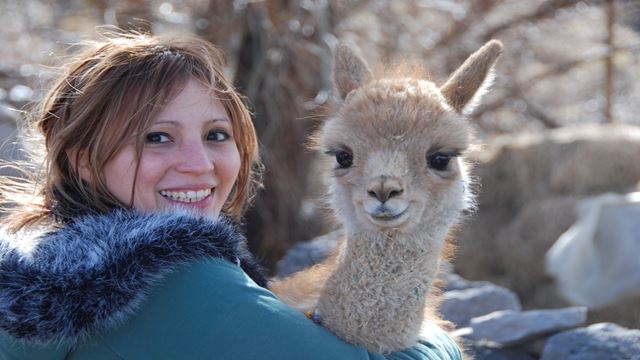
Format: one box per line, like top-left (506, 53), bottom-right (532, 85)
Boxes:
top-left (368, 207), bottom-right (409, 222)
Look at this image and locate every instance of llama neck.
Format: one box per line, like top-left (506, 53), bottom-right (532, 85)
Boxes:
top-left (316, 226), bottom-right (447, 353)
top-left (338, 228), bottom-right (443, 286)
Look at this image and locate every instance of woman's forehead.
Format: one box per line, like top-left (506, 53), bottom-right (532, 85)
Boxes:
top-left (152, 79), bottom-right (229, 124)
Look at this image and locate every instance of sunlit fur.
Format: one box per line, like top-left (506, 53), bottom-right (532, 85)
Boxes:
top-left (271, 40), bottom-right (502, 355)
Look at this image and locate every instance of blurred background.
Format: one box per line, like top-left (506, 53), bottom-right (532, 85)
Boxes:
top-left (1, 0), bottom-right (639, 330)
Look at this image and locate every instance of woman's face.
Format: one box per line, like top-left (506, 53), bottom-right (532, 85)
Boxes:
top-left (101, 78), bottom-right (241, 219)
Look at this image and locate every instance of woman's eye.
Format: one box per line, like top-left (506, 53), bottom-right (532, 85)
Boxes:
top-left (427, 152), bottom-right (451, 171)
top-left (335, 151), bottom-right (353, 168)
top-left (146, 132), bottom-right (171, 144)
top-left (207, 130), bottom-right (230, 142)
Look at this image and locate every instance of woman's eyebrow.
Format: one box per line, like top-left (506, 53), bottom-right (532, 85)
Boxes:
top-left (153, 118), bottom-right (230, 127)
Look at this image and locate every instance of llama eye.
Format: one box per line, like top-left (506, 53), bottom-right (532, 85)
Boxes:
top-left (427, 152), bottom-right (451, 171)
top-left (335, 151), bottom-right (353, 168)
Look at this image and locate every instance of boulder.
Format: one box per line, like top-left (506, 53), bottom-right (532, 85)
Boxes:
top-left (440, 284), bottom-right (521, 328)
top-left (545, 193), bottom-right (640, 309)
top-left (464, 307), bottom-right (587, 346)
top-left (541, 322), bottom-right (640, 360)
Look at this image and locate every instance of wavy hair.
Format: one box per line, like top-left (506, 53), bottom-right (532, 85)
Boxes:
top-left (1, 33), bottom-right (261, 231)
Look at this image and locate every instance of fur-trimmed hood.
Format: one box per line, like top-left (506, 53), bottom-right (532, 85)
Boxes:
top-left (0, 209), bottom-right (266, 345)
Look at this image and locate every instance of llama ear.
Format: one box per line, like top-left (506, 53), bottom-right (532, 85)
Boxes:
top-left (333, 43), bottom-right (373, 100)
top-left (440, 40), bottom-right (503, 114)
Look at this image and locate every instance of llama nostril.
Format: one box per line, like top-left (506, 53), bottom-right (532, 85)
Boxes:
top-left (367, 178), bottom-right (404, 202)
top-left (368, 187), bottom-right (403, 203)
top-left (389, 188), bottom-right (403, 199)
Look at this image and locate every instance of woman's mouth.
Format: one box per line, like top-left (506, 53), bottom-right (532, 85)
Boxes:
top-left (159, 188), bottom-right (212, 203)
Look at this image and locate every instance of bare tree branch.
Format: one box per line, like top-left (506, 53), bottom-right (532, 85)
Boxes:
top-left (482, 0), bottom-right (596, 40)
top-left (430, 0), bottom-right (499, 50)
top-left (474, 45), bottom-right (630, 121)
top-left (604, 0), bottom-right (615, 123)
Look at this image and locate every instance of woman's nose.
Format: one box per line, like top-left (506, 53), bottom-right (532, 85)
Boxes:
top-left (174, 142), bottom-right (214, 174)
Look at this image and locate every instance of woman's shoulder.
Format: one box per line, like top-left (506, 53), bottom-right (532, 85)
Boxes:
top-left (0, 210), bottom-right (266, 348)
top-left (79, 257), bottom-right (461, 360)
top-left (72, 257), bottom-right (267, 358)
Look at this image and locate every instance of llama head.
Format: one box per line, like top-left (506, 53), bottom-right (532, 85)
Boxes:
top-left (314, 40), bottom-right (502, 235)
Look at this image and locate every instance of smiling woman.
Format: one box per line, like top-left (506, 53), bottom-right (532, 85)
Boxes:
top-left (2, 33), bottom-right (259, 228)
top-left (0, 33), bottom-right (461, 360)
top-left (95, 79), bottom-right (241, 218)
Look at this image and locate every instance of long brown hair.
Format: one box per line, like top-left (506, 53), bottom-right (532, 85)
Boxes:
top-left (1, 33), bottom-right (261, 231)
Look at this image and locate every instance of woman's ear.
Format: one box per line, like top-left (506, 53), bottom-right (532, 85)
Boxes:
top-left (67, 149), bottom-right (92, 182)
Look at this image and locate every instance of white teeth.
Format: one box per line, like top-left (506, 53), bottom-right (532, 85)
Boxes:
top-left (159, 188), bottom-right (212, 203)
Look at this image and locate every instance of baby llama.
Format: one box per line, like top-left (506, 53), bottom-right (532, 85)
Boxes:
top-left (271, 40), bottom-right (503, 354)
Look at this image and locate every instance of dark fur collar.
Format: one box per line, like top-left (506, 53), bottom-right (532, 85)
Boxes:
top-left (0, 209), bottom-right (266, 344)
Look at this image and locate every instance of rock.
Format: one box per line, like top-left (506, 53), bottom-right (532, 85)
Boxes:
top-left (440, 284), bottom-right (521, 328)
top-left (275, 229), bottom-right (342, 277)
top-left (541, 323), bottom-right (640, 360)
top-left (466, 342), bottom-right (536, 360)
top-left (465, 307), bottom-right (587, 346)
top-left (545, 193), bottom-right (640, 308)
top-left (439, 271), bottom-right (495, 292)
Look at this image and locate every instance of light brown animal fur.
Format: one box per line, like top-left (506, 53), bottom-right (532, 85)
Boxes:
top-left (270, 40), bottom-right (502, 354)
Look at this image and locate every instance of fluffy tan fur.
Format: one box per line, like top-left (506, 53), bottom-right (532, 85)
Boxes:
top-left (271, 40), bottom-right (502, 354)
